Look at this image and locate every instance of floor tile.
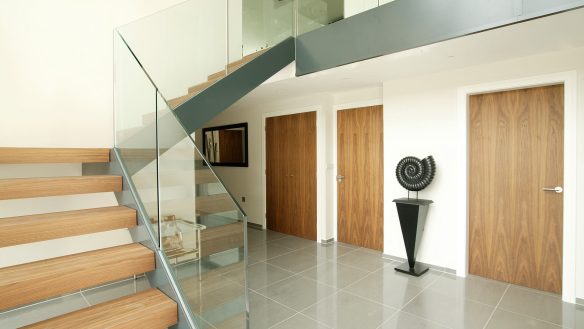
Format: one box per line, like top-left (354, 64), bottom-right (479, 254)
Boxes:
top-left (270, 235), bottom-right (317, 250)
top-left (374, 266), bottom-right (443, 288)
top-left (256, 276), bottom-right (337, 311)
top-left (343, 271), bottom-right (425, 308)
top-left (265, 230), bottom-right (289, 242)
top-left (193, 315), bottom-right (218, 329)
top-left (213, 317), bottom-right (246, 329)
top-left (498, 285), bottom-right (583, 328)
top-left (180, 271), bottom-right (246, 315)
top-left (402, 289), bottom-right (494, 329)
top-left (0, 293), bottom-right (89, 328)
top-left (199, 296), bottom-right (247, 329)
top-left (266, 249), bottom-right (326, 273)
top-left (302, 291), bottom-right (396, 329)
top-left (224, 262), bottom-right (294, 290)
top-left (247, 229), bottom-right (288, 246)
top-left (248, 243), bottom-right (294, 262)
top-left (271, 314), bottom-right (331, 329)
top-left (379, 311), bottom-right (450, 329)
top-left (82, 276), bottom-right (151, 305)
top-left (302, 243), bottom-right (357, 259)
top-left (300, 261), bottom-right (370, 289)
top-left (426, 274), bottom-right (508, 306)
top-left (335, 241), bottom-right (361, 250)
top-left (485, 309), bottom-right (563, 329)
top-left (337, 248), bottom-right (393, 272)
top-left (247, 291), bottom-right (296, 329)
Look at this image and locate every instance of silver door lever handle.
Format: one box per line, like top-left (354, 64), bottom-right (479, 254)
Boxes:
top-left (336, 175), bottom-right (344, 182)
top-left (542, 186), bottom-right (563, 193)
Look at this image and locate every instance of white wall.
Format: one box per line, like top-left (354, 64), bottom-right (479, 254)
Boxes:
top-left (208, 46), bottom-right (584, 299)
top-left (118, 0), bottom-right (243, 100)
top-left (203, 87), bottom-right (381, 238)
top-left (383, 48), bottom-right (584, 299)
top-left (0, 0), bottom-right (203, 266)
top-left (0, 0), bottom-right (241, 147)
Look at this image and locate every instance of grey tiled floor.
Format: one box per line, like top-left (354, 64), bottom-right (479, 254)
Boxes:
top-left (1, 230), bottom-right (582, 329)
top-left (238, 229), bottom-right (583, 329)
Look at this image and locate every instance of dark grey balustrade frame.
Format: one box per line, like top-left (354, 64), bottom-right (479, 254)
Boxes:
top-left (295, 0), bottom-right (584, 75)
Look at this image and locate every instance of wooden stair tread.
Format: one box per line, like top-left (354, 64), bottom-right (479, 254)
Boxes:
top-left (168, 93), bottom-right (195, 109)
top-left (169, 48), bottom-right (270, 109)
top-left (208, 70), bottom-right (226, 81)
top-left (23, 289), bottom-right (177, 329)
top-left (0, 206), bottom-right (137, 247)
top-left (227, 48), bottom-right (269, 72)
top-left (0, 147), bottom-right (110, 164)
top-left (0, 175), bottom-right (122, 200)
top-left (0, 243), bottom-right (154, 311)
top-left (187, 75), bottom-right (222, 94)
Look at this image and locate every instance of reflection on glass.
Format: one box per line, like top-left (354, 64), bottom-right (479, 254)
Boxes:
top-left (298, 0), bottom-right (344, 35)
top-left (344, 0), bottom-right (394, 18)
top-left (203, 123), bottom-right (249, 167)
top-left (113, 32), bottom-right (160, 243)
top-left (156, 94), bottom-right (248, 328)
top-left (243, 0), bottom-right (294, 55)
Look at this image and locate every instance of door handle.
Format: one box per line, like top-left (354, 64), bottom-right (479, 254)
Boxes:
top-left (542, 186), bottom-right (563, 193)
top-left (336, 175), bottom-right (344, 182)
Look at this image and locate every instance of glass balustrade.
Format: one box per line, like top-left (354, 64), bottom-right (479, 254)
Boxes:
top-left (344, 0), bottom-right (395, 18)
top-left (157, 95), bottom-right (248, 328)
top-left (113, 0), bottom-right (368, 327)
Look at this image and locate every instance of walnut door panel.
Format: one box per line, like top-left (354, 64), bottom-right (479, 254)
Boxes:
top-left (266, 112), bottom-right (317, 240)
top-left (469, 85), bottom-right (564, 294)
top-left (337, 106), bottom-right (384, 251)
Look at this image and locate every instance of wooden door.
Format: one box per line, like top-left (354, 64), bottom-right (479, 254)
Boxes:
top-left (469, 84), bottom-right (564, 294)
top-left (266, 112), bottom-right (317, 240)
top-left (337, 106), bottom-right (384, 251)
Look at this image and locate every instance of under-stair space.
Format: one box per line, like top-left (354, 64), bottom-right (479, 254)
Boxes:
top-left (0, 148), bottom-right (177, 329)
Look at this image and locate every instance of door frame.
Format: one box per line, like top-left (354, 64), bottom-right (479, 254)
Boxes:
top-left (332, 99), bottom-right (384, 242)
top-left (261, 106), bottom-right (324, 241)
top-left (457, 71), bottom-right (578, 302)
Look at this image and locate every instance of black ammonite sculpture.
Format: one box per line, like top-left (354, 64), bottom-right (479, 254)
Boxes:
top-left (395, 156), bottom-right (436, 191)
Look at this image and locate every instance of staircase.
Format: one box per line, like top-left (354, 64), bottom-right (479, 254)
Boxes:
top-left (167, 48), bottom-right (269, 109)
top-left (0, 147), bottom-right (178, 328)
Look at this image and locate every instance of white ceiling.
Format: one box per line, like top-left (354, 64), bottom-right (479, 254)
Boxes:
top-left (240, 7), bottom-right (584, 105)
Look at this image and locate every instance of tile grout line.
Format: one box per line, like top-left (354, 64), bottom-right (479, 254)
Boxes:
top-left (495, 306), bottom-right (569, 328)
top-left (79, 292), bottom-right (92, 307)
top-left (266, 311), bottom-right (302, 329)
top-left (248, 287), bottom-right (302, 313)
top-left (248, 286), bottom-right (337, 329)
top-left (293, 290), bottom-right (346, 328)
top-left (482, 284), bottom-right (510, 329)
top-left (382, 270), bottom-right (448, 327)
top-left (0, 275), bottom-right (144, 317)
top-left (0, 290), bottom-right (86, 316)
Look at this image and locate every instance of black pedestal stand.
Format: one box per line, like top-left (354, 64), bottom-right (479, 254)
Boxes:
top-left (393, 198), bottom-right (433, 277)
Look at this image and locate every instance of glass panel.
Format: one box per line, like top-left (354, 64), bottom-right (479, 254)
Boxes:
top-left (344, 0), bottom-right (395, 18)
top-left (297, 0), bottom-right (344, 35)
top-left (242, 0), bottom-right (294, 56)
top-left (113, 32), bottom-right (160, 243)
top-left (117, 0), bottom-right (228, 109)
top-left (157, 93), bottom-right (248, 328)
